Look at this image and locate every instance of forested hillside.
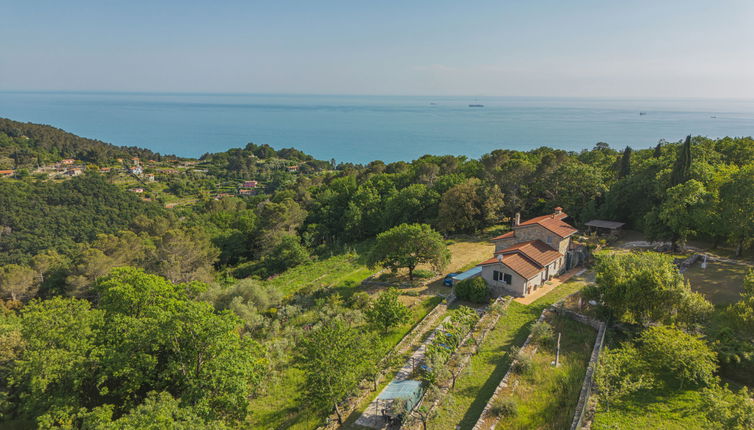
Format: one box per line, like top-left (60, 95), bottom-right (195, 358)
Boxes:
top-left (0, 122), bottom-right (753, 428)
top-left (0, 118), bottom-right (164, 169)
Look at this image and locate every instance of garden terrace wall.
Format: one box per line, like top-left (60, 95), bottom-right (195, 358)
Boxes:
top-left (557, 308), bottom-right (606, 430)
top-left (471, 307), bottom-right (549, 430)
top-left (472, 304), bottom-right (606, 430)
top-left (405, 297), bottom-right (511, 430)
top-left (319, 298), bottom-right (447, 430)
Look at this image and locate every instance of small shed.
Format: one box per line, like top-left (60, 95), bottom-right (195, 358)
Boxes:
top-left (584, 220), bottom-right (625, 236)
top-left (450, 266), bottom-right (482, 286)
top-left (376, 380), bottom-right (424, 420)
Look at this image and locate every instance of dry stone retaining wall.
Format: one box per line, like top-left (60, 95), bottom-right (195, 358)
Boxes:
top-left (471, 307), bottom-right (549, 430)
top-left (472, 303), bottom-right (606, 430)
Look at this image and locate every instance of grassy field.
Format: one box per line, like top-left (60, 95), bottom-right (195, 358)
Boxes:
top-left (429, 278), bottom-right (589, 429)
top-left (591, 389), bottom-right (710, 430)
top-left (683, 260), bottom-right (750, 305)
top-left (492, 314), bottom-right (596, 430)
top-left (264, 252), bottom-right (373, 298)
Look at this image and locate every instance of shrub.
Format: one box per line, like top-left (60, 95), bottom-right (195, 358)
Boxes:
top-left (530, 321), bottom-right (555, 346)
top-left (490, 397), bottom-right (518, 418)
top-left (412, 269), bottom-right (435, 279)
top-left (454, 277), bottom-right (489, 303)
top-left (510, 346), bottom-right (533, 375)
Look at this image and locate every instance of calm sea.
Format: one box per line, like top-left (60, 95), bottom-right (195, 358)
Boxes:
top-left (1, 92), bottom-right (753, 163)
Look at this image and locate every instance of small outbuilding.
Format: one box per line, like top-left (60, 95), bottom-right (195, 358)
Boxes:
top-left (584, 220), bottom-right (625, 236)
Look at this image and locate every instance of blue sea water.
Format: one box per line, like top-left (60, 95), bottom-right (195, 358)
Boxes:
top-left (1, 91), bottom-right (753, 163)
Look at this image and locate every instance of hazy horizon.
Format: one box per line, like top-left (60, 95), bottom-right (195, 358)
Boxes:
top-left (2, 1), bottom-right (753, 98)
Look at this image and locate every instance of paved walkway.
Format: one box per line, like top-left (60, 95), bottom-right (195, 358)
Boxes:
top-left (514, 268), bottom-right (586, 305)
top-left (355, 324), bottom-right (442, 429)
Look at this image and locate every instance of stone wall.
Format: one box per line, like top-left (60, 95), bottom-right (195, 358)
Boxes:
top-left (556, 309), bottom-right (606, 430)
top-left (472, 304), bottom-right (606, 430)
top-left (471, 307), bottom-right (549, 430)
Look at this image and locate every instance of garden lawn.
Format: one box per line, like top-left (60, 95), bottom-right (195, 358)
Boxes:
top-left (429, 279), bottom-right (588, 429)
top-left (683, 260), bottom-right (750, 305)
top-left (247, 295), bottom-right (443, 429)
top-left (493, 314), bottom-right (596, 430)
top-left (264, 252), bottom-right (373, 297)
top-left (591, 389), bottom-right (710, 430)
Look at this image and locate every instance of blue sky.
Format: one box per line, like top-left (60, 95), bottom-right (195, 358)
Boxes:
top-left (1, 0), bottom-right (753, 97)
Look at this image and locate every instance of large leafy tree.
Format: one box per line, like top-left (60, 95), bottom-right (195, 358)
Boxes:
top-left (365, 287), bottom-right (410, 333)
top-left (594, 251), bottom-right (712, 326)
top-left (637, 325), bottom-right (717, 389)
top-left (3, 267), bottom-right (267, 426)
top-left (0, 264), bottom-right (38, 302)
top-left (296, 317), bottom-right (372, 424)
top-left (719, 165), bottom-right (754, 256)
top-left (367, 223), bottom-right (450, 280)
top-left (645, 179), bottom-right (708, 250)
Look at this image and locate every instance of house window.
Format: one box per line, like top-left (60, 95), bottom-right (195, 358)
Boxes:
top-left (503, 273), bottom-right (512, 285)
top-left (546, 236), bottom-right (553, 245)
top-left (493, 270), bottom-right (502, 281)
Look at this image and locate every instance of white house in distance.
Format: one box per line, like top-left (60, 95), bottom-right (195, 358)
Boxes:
top-left (477, 207), bottom-right (577, 297)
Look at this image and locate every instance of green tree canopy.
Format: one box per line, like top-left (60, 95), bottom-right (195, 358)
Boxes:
top-left (367, 223), bottom-right (450, 280)
top-left (594, 251), bottom-right (712, 326)
top-left (365, 287), bottom-right (410, 333)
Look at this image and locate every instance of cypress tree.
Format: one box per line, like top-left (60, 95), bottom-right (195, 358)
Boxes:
top-left (618, 146), bottom-right (632, 178)
top-left (653, 142), bottom-right (663, 158)
top-left (670, 135), bottom-right (692, 186)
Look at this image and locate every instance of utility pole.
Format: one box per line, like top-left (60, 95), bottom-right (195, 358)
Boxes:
top-left (555, 332), bottom-right (561, 367)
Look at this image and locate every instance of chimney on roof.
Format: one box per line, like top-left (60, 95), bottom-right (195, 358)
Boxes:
top-left (514, 212), bottom-right (521, 226)
top-left (554, 206), bottom-right (563, 216)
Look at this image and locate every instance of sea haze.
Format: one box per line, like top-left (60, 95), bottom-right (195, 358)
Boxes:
top-left (1, 92), bottom-right (753, 163)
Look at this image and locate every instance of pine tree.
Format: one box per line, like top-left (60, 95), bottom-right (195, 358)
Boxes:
top-left (618, 146), bottom-right (632, 179)
top-left (670, 135), bottom-right (692, 186)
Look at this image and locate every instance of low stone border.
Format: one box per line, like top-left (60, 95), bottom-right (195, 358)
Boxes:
top-left (319, 299), bottom-right (447, 429)
top-left (404, 297), bottom-right (512, 430)
top-left (558, 309), bottom-right (606, 430)
top-left (472, 307), bottom-right (549, 430)
top-left (472, 301), bottom-right (606, 430)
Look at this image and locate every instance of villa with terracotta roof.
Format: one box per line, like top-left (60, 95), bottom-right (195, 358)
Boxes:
top-left (477, 207), bottom-right (578, 297)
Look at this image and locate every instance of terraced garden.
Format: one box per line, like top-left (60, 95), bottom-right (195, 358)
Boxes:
top-left (428, 278), bottom-right (589, 429)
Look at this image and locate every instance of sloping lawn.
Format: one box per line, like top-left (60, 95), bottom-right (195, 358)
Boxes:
top-left (429, 279), bottom-right (588, 429)
top-left (591, 389), bottom-right (710, 430)
top-left (683, 260), bottom-right (750, 306)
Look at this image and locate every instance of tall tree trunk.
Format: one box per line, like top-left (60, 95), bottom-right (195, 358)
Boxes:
top-left (334, 402), bottom-right (343, 424)
top-left (408, 266), bottom-right (414, 281)
top-left (737, 239), bottom-right (743, 257)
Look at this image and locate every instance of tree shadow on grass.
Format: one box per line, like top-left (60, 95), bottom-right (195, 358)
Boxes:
top-left (455, 320), bottom-right (537, 428)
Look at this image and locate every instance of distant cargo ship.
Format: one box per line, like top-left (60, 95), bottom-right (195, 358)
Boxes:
top-left (468, 104), bottom-right (484, 108)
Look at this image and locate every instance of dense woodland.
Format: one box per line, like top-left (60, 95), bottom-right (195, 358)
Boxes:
top-left (1, 119), bottom-right (753, 428)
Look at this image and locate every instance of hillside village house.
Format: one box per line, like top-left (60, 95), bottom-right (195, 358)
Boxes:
top-left (477, 207), bottom-right (578, 298)
top-left (0, 170), bottom-right (14, 178)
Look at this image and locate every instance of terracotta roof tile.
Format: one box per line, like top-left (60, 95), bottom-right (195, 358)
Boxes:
top-left (479, 240), bottom-right (562, 279)
top-left (495, 240), bottom-right (562, 266)
top-left (518, 212), bottom-right (577, 238)
top-left (490, 231), bottom-right (515, 241)
top-left (478, 253), bottom-right (542, 279)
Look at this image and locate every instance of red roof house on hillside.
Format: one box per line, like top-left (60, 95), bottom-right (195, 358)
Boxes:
top-left (478, 207), bottom-right (578, 297)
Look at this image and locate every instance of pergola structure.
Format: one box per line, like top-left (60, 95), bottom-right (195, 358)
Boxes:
top-left (584, 220), bottom-right (625, 236)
